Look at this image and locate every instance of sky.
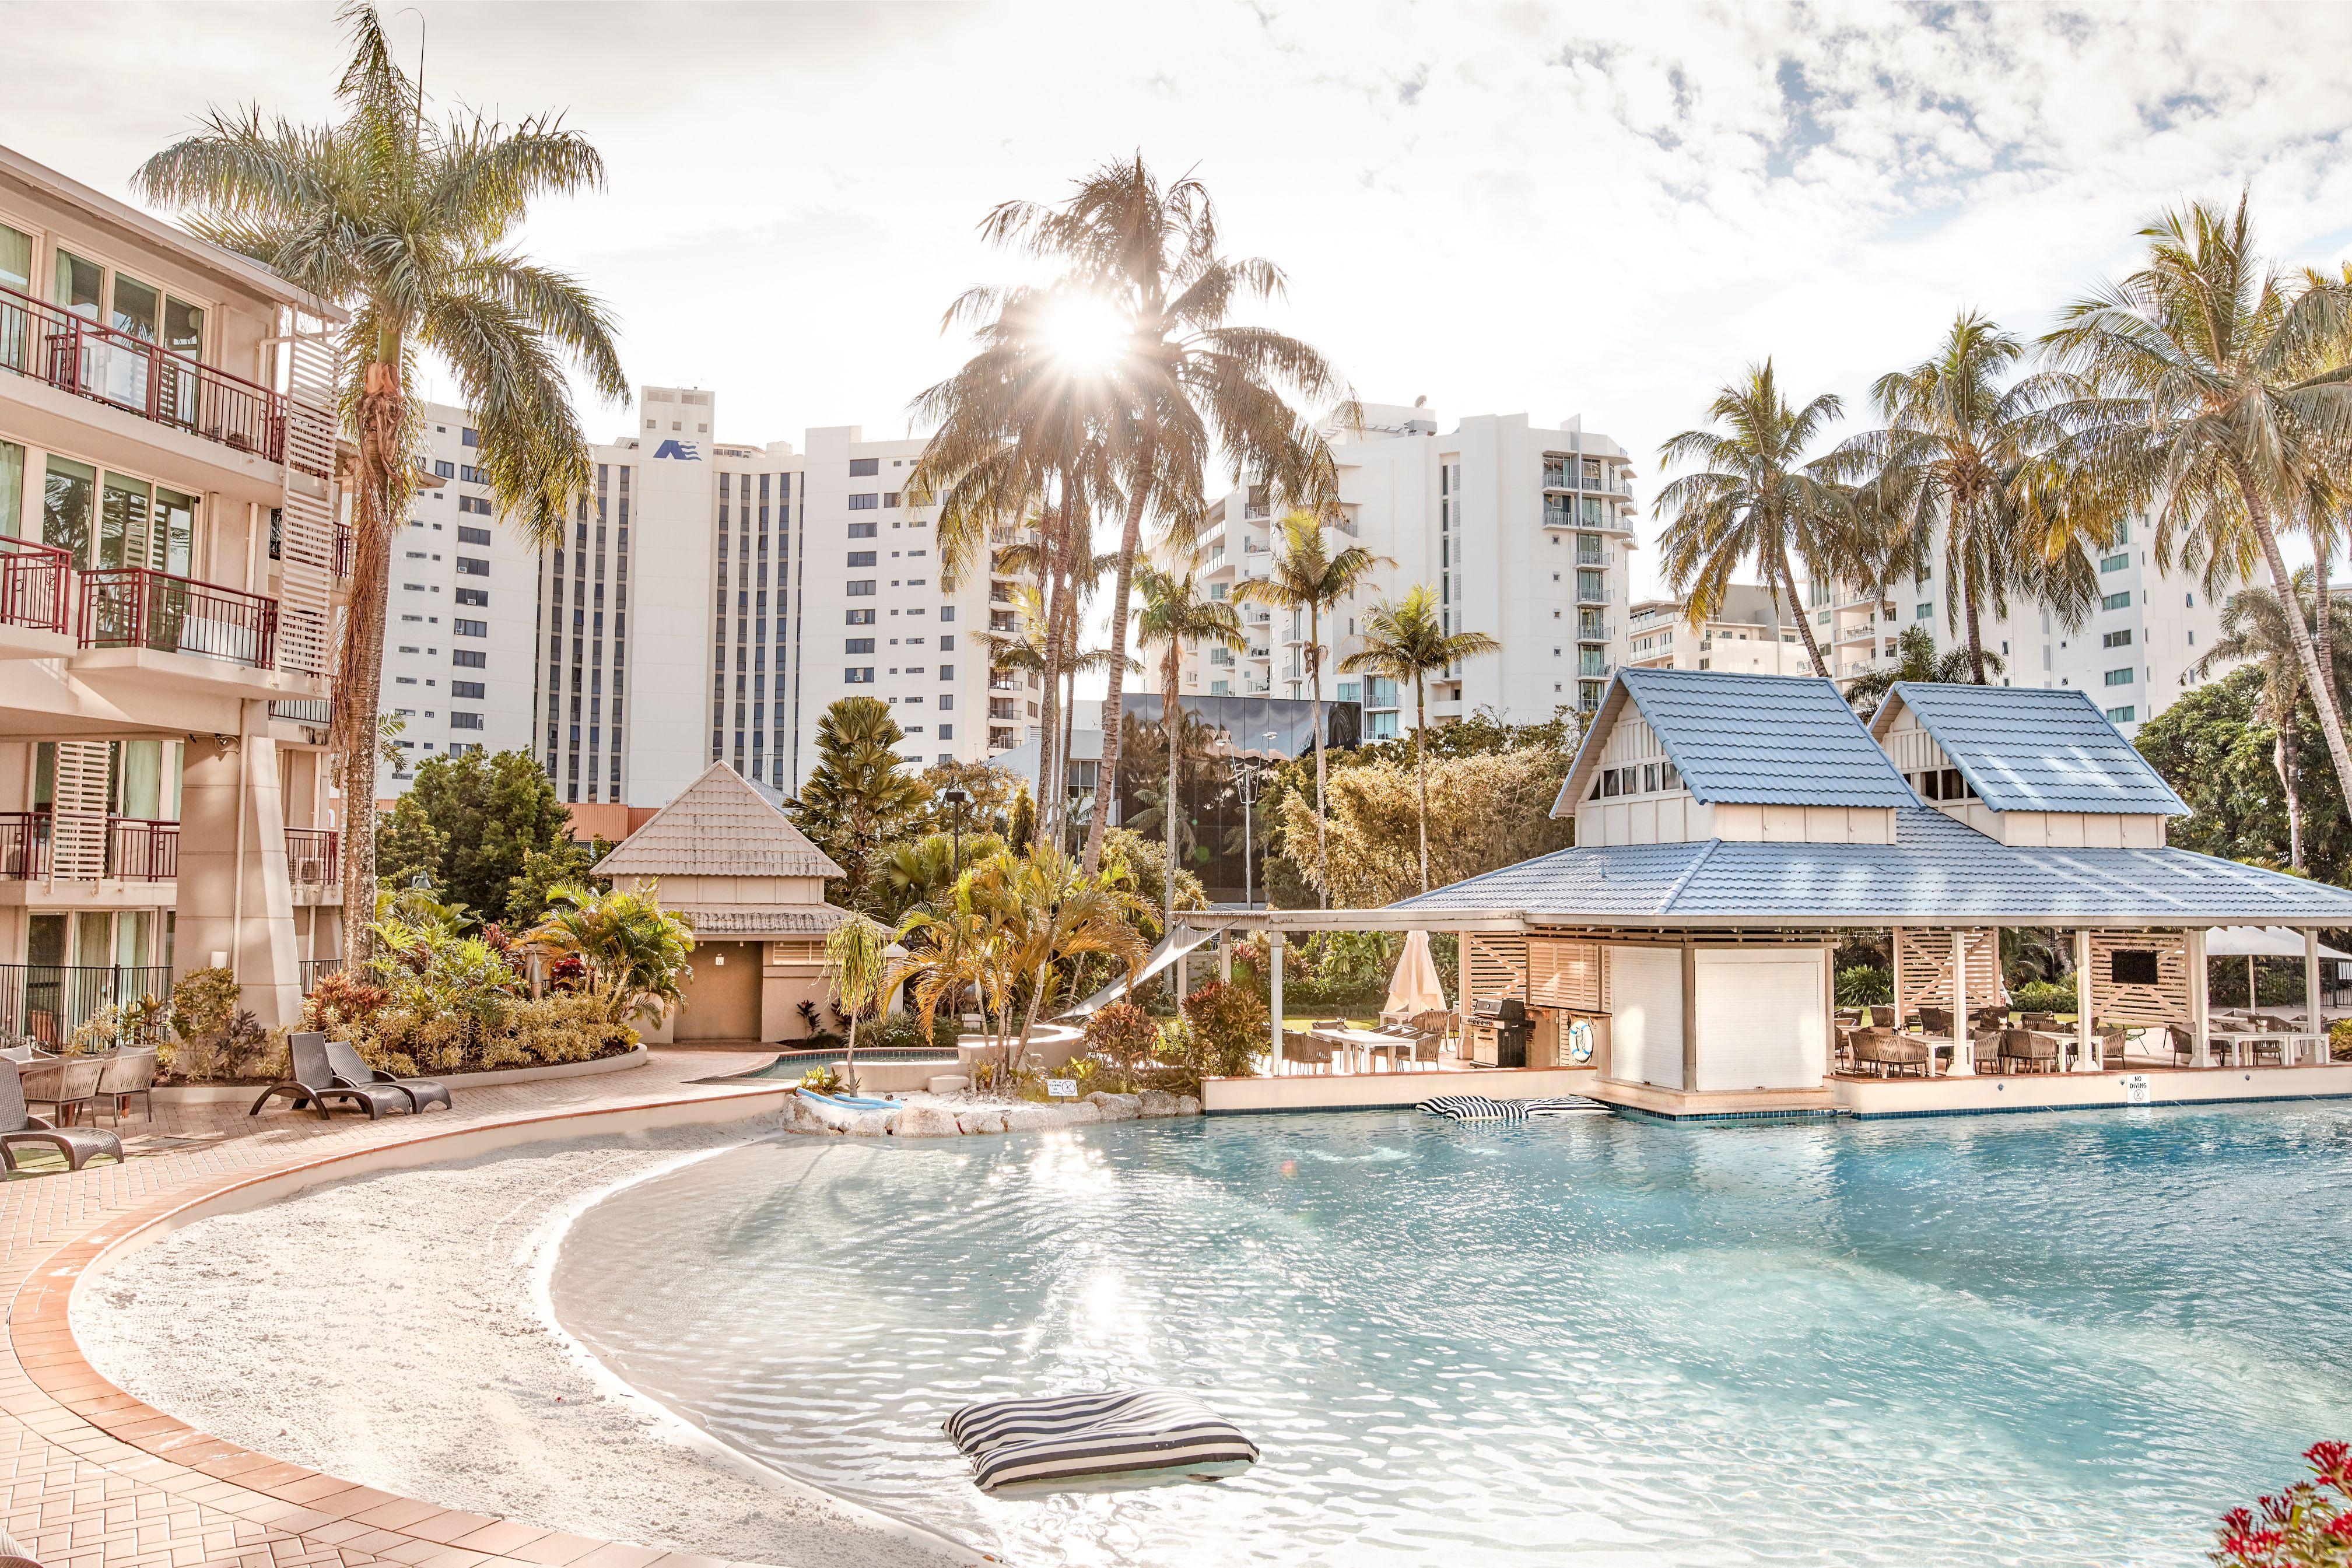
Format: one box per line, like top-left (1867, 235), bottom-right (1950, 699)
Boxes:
top-left (9, 0), bottom-right (2352, 615)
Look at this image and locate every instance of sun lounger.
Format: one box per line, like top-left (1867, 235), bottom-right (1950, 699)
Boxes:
top-left (248, 1033), bottom-right (410, 1120)
top-left (0, 1059), bottom-right (121, 1174)
top-left (321, 1036), bottom-right (450, 1113)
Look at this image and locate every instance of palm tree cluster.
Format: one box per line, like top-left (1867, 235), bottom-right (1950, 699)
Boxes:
top-left (135, 2), bottom-right (626, 967)
top-left (1657, 191), bottom-right (2352, 811)
top-left (908, 156), bottom-right (1349, 874)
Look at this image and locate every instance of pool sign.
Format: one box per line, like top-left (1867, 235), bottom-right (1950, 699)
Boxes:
top-left (1047, 1078), bottom-right (1078, 1099)
top-left (2123, 1074), bottom-right (2151, 1106)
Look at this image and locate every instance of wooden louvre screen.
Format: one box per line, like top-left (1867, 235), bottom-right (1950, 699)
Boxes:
top-left (2084, 931), bottom-right (2189, 1027)
top-left (272, 312), bottom-right (340, 679)
top-left (1892, 929), bottom-right (2002, 1021)
top-left (1466, 935), bottom-right (1529, 1009)
top-left (767, 940), bottom-right (823, 966)
top-left (1527, 938), bottom-right (1605, 1012)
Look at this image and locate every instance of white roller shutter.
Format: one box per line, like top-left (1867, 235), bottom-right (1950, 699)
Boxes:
top-left (1607, 945), bottom-right (1684, 1089)
top-left (1694, 949), bottom-right (1827, 1091)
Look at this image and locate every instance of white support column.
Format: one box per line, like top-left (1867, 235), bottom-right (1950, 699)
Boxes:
top-left (2188, 927), bottom-right (2210, 1068)
top-left (1889, 926), bottom-right (1902, 1030)
top-left (1219, 935), bottom-right (1233, 984)
top-left (2307, 927), bottom-right (2325, 1065)
top-left (2073, 928), bottom-right (2098, 1072)
top-left (1175, 950), bottom-right (1189, 1002)
top-left (1948, 929), bottom-right (1974, 1075)
top-left (1268, 931), bottom-right (1285, 1075)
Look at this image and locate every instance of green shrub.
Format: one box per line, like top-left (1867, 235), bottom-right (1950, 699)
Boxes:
top-left (160, 969), bottom-right (286, 1082)
top-left (856, 1009), bottom-right (959, 1053)
top-left (1835, 965), bottom-right (1892, 1006)
top-left (1085, 1000), bottom-right (1162, 1067)
top-left (343, 990), bottom-right (634, 1076)
top-left (1177, 980), bottom-right (1265, 1081)
top-left (2012, 977), bottom-right (2077, 1014)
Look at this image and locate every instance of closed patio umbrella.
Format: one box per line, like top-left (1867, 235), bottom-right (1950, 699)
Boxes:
top-left (1386, 929), bottom-right (1447, 1017)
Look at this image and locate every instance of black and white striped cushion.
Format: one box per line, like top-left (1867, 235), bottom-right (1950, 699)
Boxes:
top-left (1420, 1094), bottom-right (1607, 1121)
top-left (942, 1388), bottom-right (1259, 1492)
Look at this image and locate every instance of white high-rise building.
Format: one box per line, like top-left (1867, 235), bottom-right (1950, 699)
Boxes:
top-left (383, 386), bottom-right (1036, 816)
top-left (1172, 403), bottom-right (1639, 732)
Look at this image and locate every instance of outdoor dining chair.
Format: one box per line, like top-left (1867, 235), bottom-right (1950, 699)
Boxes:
top-left (1282, 1031), bottom-right (1334, 1075)
top-left (1994, 1029), bottom-right (2059, 1074)
top-left (20, 1055), bottom-right (104, 1126)
top-left (0, 1059), bottom-right (122, 1175)
top-left (94, 1046), bottom-right (157, 1124)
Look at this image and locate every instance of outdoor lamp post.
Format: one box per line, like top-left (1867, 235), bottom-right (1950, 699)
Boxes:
top-left (941, 787), bottom-right (970, 877)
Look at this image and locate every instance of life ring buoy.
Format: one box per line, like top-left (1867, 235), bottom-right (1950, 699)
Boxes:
top-left (1566, 1019), bottom-right (1594, 1064)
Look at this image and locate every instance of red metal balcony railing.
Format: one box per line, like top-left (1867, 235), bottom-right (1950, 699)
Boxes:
top-left (0, 282), bottom-right (289, 466)
top-left (106, 818), bottom-right (177, 882)
top-left (0, 537), bottom-right (69, 634)
top-left (285, 827), bottom-right (339, 888)
top-left (333, 522), bottom-right (353, 578)
top-left (78, 567), bottom-right (278, 669)
top-left (0, 813), bottom-right (48, 879)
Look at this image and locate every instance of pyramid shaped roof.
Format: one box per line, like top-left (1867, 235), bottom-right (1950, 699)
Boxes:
top-left (594, 762), bottom-right (843, 880)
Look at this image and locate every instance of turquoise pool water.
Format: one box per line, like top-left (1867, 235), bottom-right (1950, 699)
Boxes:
top-left (548, 1107), bottom-right (2352, 1566)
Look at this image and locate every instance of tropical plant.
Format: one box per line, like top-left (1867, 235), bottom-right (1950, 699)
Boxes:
top-left (1135, 550), bottom-right (1246, 924)
top-left (2209, 1438), bottom-right (2352, 1567)
top-left (1179, 978), bottom-right (1266, 1080)
top-left (1084, 998), bottom-right (1163, 1067)
top-left (1656, 361), bottom-right (1855, 678)
top-left (2138, 666), bottom-right (2352, 886)
top-left (521, 884), bottom-right (696, 1025)
top-left (1834, 965), bottom-right (1894, 1008)
top-left (876, 830), bottom-right (1009, 922)
top-left (1832, 311), bottom-right (2101, 680)
top-left (785, 697), bottom-right (930, 906)
top-left (1235, 510), bottom-right (1387, 903)
top-left (374, 749), bottom-right (586, 929)
top-left (2036, 193), bottom-right (2352, 806)
top-left (135, 2), bottom-right (626, 969)
top-left (1842, 625), bottom-right (2002, 718)
top-left (2191, 571), bottom-right (2352, 871)
top-left (1338, 585), bottom-right (1502, 892)
top-left (822, 913), bottom-right (895, 1095)
top-left (370, 914), bottom-right (523, 1027)
top-left (953, 157), bottom-right (1349, 875)
top-left (1273, 745), bottom-right (1574, 908)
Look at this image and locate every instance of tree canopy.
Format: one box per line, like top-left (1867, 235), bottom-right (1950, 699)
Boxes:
top-left (376, 749), bottom-right (597, 928)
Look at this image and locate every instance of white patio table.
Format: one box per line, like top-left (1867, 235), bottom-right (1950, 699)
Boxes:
top-left (1316, 1026), bottom-right (1412, 1074)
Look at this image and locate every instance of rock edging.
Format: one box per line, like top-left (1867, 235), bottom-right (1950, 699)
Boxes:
top-left (781, 1088), bottom-right (1201, 1138)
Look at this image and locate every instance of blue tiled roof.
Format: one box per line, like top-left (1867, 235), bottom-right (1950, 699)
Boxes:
top-left (1557, 668), bottom-right (1916, 813)
top-left (1397, 808), bottom-right (2352, 925)
top-left (1874, 682), bottom-right (2188, 816)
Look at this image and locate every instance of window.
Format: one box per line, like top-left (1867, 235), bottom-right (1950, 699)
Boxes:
top-left (847, 580), bottom-right (875, 597)
top-left (459, 465), bottom-right (486, 484)
top-left (433, 459), bottom-right (455, 480)
top-left (2100, 553), bottom-right (2129, 573)
top-left (846, 667), bottom-right (875, 683)
top-left (2103, 667), bottom-right (2134, 687)
top-left (938, 693), bottom-right (954, 711)
top-left (846, 638), bottom-right (875, 654)
top-left (938, 634), bottom-right (955, 652)
top-left (1915, 603), bottom-right (1932, 620)
top-left (847, 551), bottom-right (877, 567)
top-left (453, 649), bottom-right (485, 668)
top-left (457, 556), bottom-right (488, 576)
top-left (458, 497), bottom-right (490, 516)
top-left (847, 521), bottom-right (877, 538)
top-left (884, 492), bottom-right (901, 508)
top-left (451, 680), bottom-right (485, 699)
top-left (2102, 629), bottom-right (2133, 648)
top-left (939, 663), bottom-right (955, 680)
top-left (2106, 705), bottom-right (2136, 722)
top-left (848, 493), bottom-right (879, 510)
top-left (849, 458), bottom-right (879, 477)
top-left (940, 606), bottom-right (955, 623)
top-left (455, 587), bottom-right (487, 607)
top-left (937, 725), bottom-right (952, 741)
top-left (450, 712), bottom-right (483, 730)
top-left (2109, 948), bottom-right (2160, 986)
top-left (2102, 591), bottom-right (2131, 612)
top-left (461, 427), bottom-right (479, 447)
top-left (1337, 680), bottom-right (1361, 704)
top-left (847, 608), bottom-right (875, 625)
top-left (458, 523), bottom-right (490, 543)
top-left (454, 619), bottom-right (488, 638)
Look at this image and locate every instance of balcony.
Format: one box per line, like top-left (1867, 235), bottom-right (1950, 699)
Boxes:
top-left (0, 282), bottom-right (294, 468)
top-left (285, 827), bottom-right (339, 888)
top-left (79, 567), bottom-right (278, 669)
top-left (106, 818), bottom-right (178, 881)
top-left (0, 963), bottom-right (175, 1046)
top-left (1576, 584), bottom-right (1615, 606)
top-left (0, 538), bottom-right (71, 657)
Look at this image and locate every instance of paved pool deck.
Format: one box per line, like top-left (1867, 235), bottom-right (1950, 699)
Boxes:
top-left (0, 1047), bottom-right (801, 1568)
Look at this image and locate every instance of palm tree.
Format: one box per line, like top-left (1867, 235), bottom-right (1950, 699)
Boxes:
top-left (1833, 313), bottom-right (2100, 682)
top-left (1234, 510), bottom-right (1385, 906)
top-left (522, 885), bottom-right (695, 1027)
top-left (2036, 193), bottom-right (2352, 804)
top-left (1656, 362), bottom-right (1855, 679)
top-left (1842, 625), bottom-right (2001, 718)
top-left (822, 914), bottom-right (895, 1095)
top-left (135, 3), bottom-right (626, 970)
top-left (2192, 571), bottom-right (2352, 871)
top-left (1135, 551), bottom-right (1246, 929)
top-left (970, 157), bottom-right (1348, 876)
top-left (1339, 585), bottom-right (1501, 894)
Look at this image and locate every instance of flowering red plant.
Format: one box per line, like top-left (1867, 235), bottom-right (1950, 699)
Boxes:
top-left (2214, 1442), bottom-right (2352, 1566)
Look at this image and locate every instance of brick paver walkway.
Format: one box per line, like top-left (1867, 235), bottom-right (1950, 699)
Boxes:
top-left (0, 1048), bottom-right (793, 1568)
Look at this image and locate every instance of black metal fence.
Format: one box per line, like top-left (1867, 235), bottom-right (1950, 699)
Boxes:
top-left (0, 963), bottom-right (173, 1047)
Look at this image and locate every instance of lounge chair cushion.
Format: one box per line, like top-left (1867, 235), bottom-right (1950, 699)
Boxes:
top-left (1419, 1095), bottom-right (1606, 1121)
top-left (942, 1388), bottom-right (1258, 1492)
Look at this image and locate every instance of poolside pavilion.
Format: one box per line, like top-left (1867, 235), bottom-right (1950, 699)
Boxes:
top-left (1200, 671), bottom-right (2352, 1120)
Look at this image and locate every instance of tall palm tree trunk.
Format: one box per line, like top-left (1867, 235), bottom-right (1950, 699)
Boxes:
top-left (2280, 711), bottom-right (2304, 872)
top-left (1413, 671), bottom-right (1431, 892)
top-left (1309, 605), bottom-right (1329, 910)
top-left (2237, 466), bottom-right (2352, 802)
top-left (1163, 647), bottom-right (1182, 933)
top-left (338, 356), bottom-right (404, 970)
top-left (1084, 451), bottom-right (1152, 874)
top-left (1035, 482), bottom-right (1069, 849)
top-left (1776, 551), bottom-right (1831, 679)
top-left (2318, 535), bottom-right (2335, 714)
top-left (1963, 585), bottom-right (1988, 685)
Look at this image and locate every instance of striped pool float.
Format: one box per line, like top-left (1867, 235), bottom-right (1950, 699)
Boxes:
top-left (1419, 1094), bottom-right (1608, 1121)
top-left (942, 1388), bottom-right (1259, 1492)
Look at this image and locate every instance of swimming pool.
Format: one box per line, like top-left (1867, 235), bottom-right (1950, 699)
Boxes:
top-left (548, 1106), bottom-right (2352, 1566)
